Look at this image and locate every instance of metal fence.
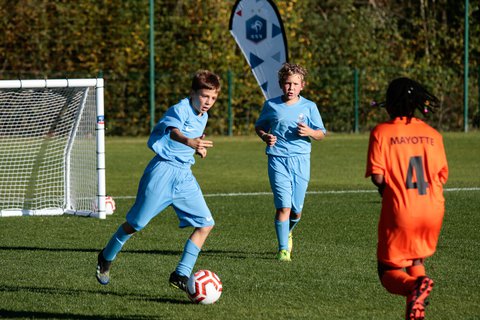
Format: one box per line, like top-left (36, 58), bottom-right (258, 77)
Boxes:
top-left (2, 67), bottom-right (479, 136)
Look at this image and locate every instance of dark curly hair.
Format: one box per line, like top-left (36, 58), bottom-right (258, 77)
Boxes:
top-left (385, 77), bottom-right (440, 120)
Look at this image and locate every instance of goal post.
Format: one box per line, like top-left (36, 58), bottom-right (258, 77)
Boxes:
top-left (0, 78), bottom-right (107, 219)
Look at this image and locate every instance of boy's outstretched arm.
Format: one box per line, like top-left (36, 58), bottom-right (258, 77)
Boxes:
top-left (169, 128), bottom-right (212, 158)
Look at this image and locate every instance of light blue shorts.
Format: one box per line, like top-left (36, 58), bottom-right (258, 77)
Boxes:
top-left (126, 156), bottom-right (214, 231)
top-left (267, 154), bottom-right (310, 213)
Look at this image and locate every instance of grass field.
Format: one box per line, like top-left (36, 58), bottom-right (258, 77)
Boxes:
top-left (0, 132), bottom-right (479, 319)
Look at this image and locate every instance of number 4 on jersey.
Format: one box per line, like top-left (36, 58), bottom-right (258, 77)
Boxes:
top-left (406, 156), bottom-right (428, 195)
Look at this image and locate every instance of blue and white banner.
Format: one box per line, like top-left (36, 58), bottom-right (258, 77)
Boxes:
top-left (229, 0), bottom-right (288, 100)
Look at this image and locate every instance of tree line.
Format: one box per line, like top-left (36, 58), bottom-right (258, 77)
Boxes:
top-left (1, 0), bottom-right (479, 135)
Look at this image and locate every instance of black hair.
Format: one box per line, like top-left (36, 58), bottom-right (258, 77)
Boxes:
top-left (385, 77), bottom-right (439, 120)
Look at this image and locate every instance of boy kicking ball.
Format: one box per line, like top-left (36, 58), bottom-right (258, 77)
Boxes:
top-left (366, 77), bottom-right (448, 319)
top-left (96, 70), bottom-right (221, 291)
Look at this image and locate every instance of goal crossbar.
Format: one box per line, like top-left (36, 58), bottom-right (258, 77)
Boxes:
top-left (0, 79), bottom-right (102, 89)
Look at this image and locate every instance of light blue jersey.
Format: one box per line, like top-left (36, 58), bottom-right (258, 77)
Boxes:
top-left (148, 98), bottom-right (207, 166)
top-left (255, 96), bottom-right (326, 157)
top-left (256, 95), bottom-right (326, 214)
top-left (124, 97), bottom-right (213, 231)
top-left (99, 71), bottom-right (221, 282)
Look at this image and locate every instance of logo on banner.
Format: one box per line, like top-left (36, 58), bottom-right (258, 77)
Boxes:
top-left (230, 0), bottom-right (288, 99)
top-left (246, 15), bottom-right (266, 43)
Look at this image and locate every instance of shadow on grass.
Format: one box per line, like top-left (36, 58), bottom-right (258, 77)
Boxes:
top-left (0, 284), bottom-right (188, 302)
top-left (0, 283), bottom-right (191, 318)
top-left (0, 309), bottom-right (159, 320)
top-left (201, 249), bottom-right (273, 260)
top-left (0, 246), bottom-right (183, 256)
top-left (0, 246), bottom-right (273, 260)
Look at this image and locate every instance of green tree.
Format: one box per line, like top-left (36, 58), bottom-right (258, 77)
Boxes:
top-left (0, 0), bottom-right (478, 134)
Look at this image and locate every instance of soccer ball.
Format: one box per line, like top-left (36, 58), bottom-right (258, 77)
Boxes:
top-left (92, 196), bottom-right (116, 215)
top-left (186, 270), bottom-right (223, 304)
top-left (105, 196), bottom-right (116, 214)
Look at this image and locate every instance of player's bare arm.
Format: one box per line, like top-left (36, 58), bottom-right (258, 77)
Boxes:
top-left (297, 122), bottom-right (325, 140)
top-left (255, 126), bottom-right (277, 146)
top-left (170, 128), bottom-right (213, 154)
top-left (371, 174), bottom-right (386, 196)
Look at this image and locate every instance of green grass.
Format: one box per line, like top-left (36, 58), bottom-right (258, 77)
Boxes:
top-left (0, 132), bottom-right (479, 319)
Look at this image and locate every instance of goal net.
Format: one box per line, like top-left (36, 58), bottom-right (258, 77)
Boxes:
top-left (0, 78), bottom-right (107, 219)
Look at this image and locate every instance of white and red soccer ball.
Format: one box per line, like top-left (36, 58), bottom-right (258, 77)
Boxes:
top-left (187, 270), bottom-right (222, 304)
top-left (92, 196), bottom-right (116, 215)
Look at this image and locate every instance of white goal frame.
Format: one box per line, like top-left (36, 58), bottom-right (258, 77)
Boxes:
top-left (0, 78), bottom-right (107, 219)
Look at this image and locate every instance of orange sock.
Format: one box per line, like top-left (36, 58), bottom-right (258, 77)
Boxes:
top-left (406, 264), bottom-right (426, 278)
top-left (381, 269), bottom-right (417, 296)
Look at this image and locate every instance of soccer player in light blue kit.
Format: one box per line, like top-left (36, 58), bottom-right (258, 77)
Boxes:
top-left (255, 63), bottom-right (326, 262)
top-left (96, 70), bottom-right (221, 291)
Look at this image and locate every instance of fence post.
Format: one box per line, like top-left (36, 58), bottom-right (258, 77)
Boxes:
top-left (228, 70), bottom-right (233, 136)
top-left (463, 0), bottom-right (469, 132)
top-left (475, 65), bottom-right (480, 128)
top-left (353, 68), bottom-right (359, 133)
top-left (149, 0), bottom-right (155, 132)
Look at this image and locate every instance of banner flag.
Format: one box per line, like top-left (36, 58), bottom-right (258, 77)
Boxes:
top-left (229, 0), bottom-right (288, 100)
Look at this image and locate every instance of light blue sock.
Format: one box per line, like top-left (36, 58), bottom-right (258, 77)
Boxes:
top-left (102, 225), bottom-right (132, 261)
top-left (175, 239), bottom-right (201, 277)
top-left (275, 219), bottom-right (289, 251)
top-left (289, 217), bottom-right (301, 232)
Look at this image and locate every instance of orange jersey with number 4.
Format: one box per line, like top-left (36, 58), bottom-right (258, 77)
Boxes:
top-left (366, 117), bottom-right (448, 268)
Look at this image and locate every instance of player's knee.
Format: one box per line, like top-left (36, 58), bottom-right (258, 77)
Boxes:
top-left (275, 208), bottom-right (291, 220)
top-left (197, 224), bottom-right (213, 231)
top-left (290, 212), bottom-right (301, 220)
top-left (122, 221), bottom-right (139, 234)
top-left (202, 225), bottom-right (214, 233)
top-left (377, 261), bottom-right (402, 293)
top-left (194, 225), bottom-right (213, 239)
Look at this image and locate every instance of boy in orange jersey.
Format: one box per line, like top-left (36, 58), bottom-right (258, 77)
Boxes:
top-left (365, 77), bottom-right (448, 320)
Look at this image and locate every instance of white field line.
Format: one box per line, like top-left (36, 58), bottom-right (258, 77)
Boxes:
top-left (112, 187), bottom-right (480, 199)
